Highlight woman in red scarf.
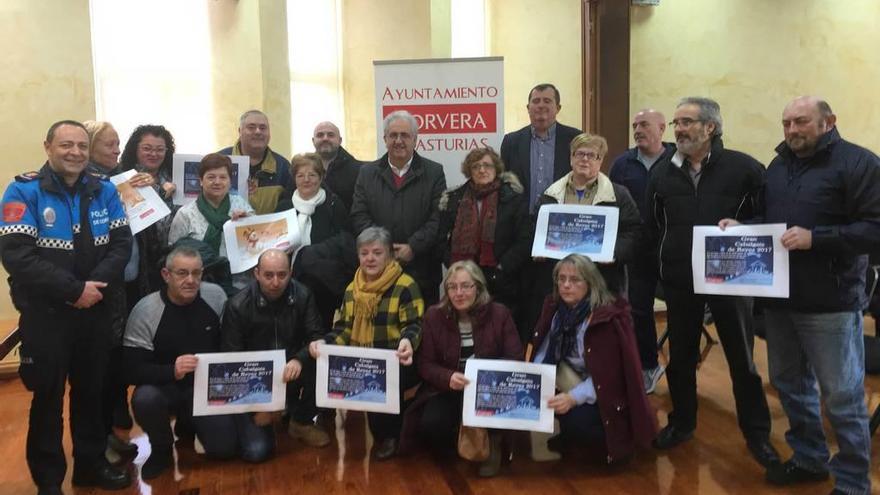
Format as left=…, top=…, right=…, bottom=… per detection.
left=438, top=147, right=531, bottom=321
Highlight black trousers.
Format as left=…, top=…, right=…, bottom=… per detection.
left=102, top=345, right=133, bottom=434
left=288, top=358, right=318, bottom=425
left=18, top=306, right=112, bottom=488
left=130, top=383, right=237, bottom=458
left=418, top=392, right=462, bottom=451
left=366, top=364, right=420, bottom=442
left=628, top=263, right=660, bottom=370
left=663, top=285, right=770, bottom=439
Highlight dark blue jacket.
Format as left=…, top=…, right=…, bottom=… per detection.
left=761, top=127, right=880, bottom=312
left=0, top=164, right=132, bottom=310
left=609, top=143, right=675, bottom=217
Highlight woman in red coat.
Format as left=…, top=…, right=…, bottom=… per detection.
left=400, top=260, right=522, bottom=476
left=530, top=254, right=656, bottom=462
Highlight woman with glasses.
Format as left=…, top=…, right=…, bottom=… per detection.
left=400, top=260, right=522, bottom=477
left=309, top=226, right=424, bottom=461
left=529, top=254, right=655, bottom=462
left=275, top=153, right=355, bottom=328
left=168, top=153, right=253, bottom=260
left=120, top=124, right=177, bottom=207
left=438, top=147, right=531, bottom=315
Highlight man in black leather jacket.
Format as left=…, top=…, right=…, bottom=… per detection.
left=221, top=249, right=329, bottom=460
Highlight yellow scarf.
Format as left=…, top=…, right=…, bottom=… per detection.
left=233, top=141, right=283, bottom=214
left=350, top=261, right=404, bottom=346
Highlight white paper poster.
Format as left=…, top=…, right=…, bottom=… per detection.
left=531, top=204, right=620, bottom=261
left=462, top=359, right=556, bottom=433
left=222, top=210, right=300, bottom=274
left=109, top=170, right=171, bottom=235
left=374, top=57, right=504, bottom=187
left=692, top=223, right=790, bottom=298
left=315, top=344, right=400, bottom=414
left=192, top=350, right=286, bottom=416
left=172, top=153, right=249, bottom=206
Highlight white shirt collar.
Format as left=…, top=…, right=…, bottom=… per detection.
left=387, top=156, right=413, bottom=177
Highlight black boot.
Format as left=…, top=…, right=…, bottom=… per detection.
left=141, top=447, right=174, bottom=480
left=72, top=457, right=132, bottom=490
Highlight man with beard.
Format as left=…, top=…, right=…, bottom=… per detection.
left=220, top=110, right=292, bottom=214
left=500, top=83, right=582, bottom=213
left=609, top=109, right=675, bottom=393
left=312, top=121, right=362, bottom=211
left=721, top=96, right=879, bottom=494
left=645, top=97, right=779, bottom=468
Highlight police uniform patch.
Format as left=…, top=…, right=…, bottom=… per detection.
left=43, top=207, right=56, bottom=226
left=2, top=201, right=27, bottom=222
left=14, top=171, right=39, bottom=182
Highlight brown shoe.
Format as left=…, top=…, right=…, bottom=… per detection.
left=288, top=422, right=331, bottom=447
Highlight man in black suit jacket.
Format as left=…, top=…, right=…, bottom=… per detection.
left=500, top=83, right=582, bottom=213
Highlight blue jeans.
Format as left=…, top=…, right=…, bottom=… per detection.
left=764, top=309, right=870, bottom=494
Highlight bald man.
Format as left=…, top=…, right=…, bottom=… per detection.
left=312, top=121, right=363, bottom=210
left=721, top=96, right=880, bottom=494
left=221, top=249, right=329, bottom=459
left=609, top=109, right=674, bottom=393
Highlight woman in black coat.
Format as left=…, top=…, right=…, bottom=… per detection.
left=437, top=147, right=531, bottom=311
left=277, top=153, right=356, bottom=327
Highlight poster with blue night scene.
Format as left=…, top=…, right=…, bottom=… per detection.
left=474, top=370, right=541, bottom=420
left=327, top=355, right=387, bottom=404
left=704, top=235, right=773, bottom=286
left=544, top=212, right=605, bottom=254
left=207, top=360, right=274, bottom=405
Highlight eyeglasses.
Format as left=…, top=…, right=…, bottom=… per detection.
left=386, top=132, right=413, bottom=142
left=470, top=162, right=495, bottom=171
left=139, top=145, right=167, bottom=155
left=557, top=275, right=585, bottom=285
left=170, top=269, right=203, bottom=279
left=446, top=282, right=476, bottom=293
left=669, top=118, right=702, bottom=128
left=573, top=150, right=602, bottom=161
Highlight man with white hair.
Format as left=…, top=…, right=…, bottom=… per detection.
left=350, top=110, right=447, bottom=303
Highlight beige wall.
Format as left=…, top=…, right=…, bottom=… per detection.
left=208, top=0, right=292, bottom=157
left=340, top=0, right=434, bottom=161
left=0, top=0, right=96, bottom=321
left=487, top=0, right=583, bottom=134
left=630, top=0, right=880, bottom=164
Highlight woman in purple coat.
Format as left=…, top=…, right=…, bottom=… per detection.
left=400, top=260, right=522, bottom=477
left=530, top=254, right=656, bottom=463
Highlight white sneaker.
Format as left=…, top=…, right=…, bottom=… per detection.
left=643, top=365, right=666, bottom=394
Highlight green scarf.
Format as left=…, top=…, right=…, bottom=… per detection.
left=196, top=193, right=230, bottom=254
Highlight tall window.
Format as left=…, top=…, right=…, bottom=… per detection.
left=287, top=0, right=345, bottom=153
left=451, top=0, right=487, bottom=58
left=90, top=0, right=215, bottom=153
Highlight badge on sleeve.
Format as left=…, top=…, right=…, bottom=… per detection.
left=2, top=202, right=27, bottom=223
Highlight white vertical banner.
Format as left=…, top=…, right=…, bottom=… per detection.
left=374, top=57, right=504, bottom=187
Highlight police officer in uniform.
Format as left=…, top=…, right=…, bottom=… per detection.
left=0, top=120, right=133, bottom=494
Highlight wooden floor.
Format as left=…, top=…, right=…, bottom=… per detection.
left=1, top=316, right=879, bottom=495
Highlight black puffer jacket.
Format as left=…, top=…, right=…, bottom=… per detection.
left=220, top=278, right=325, bottom=364
left=646, top=137, right=765, bottom=290
left=762, top=127, right=880, bottom=312
left=437, top=172, right=531, bottom=302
